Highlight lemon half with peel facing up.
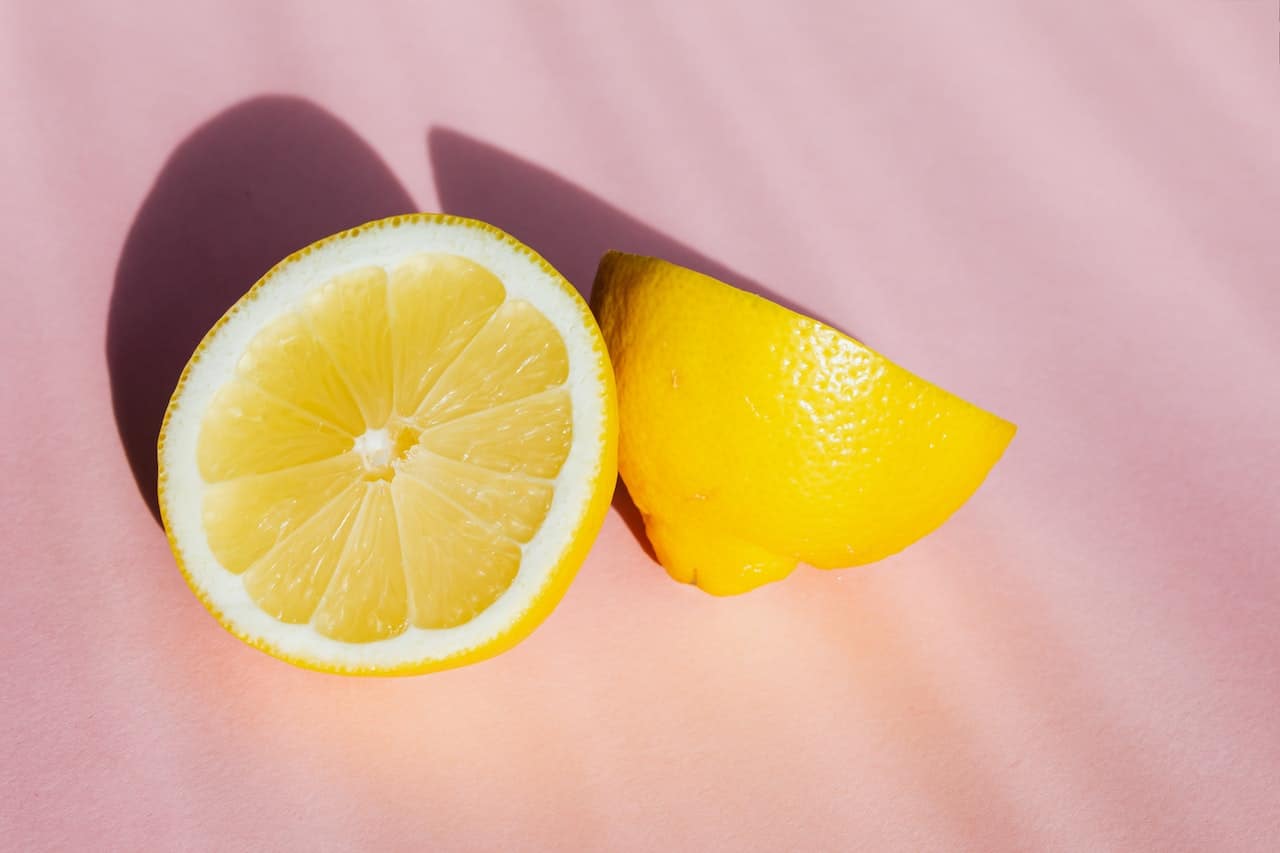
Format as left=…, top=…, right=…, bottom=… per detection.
left=159, top=215, right=616, bottom=674
left=592, top=251, right=1014, bottom=596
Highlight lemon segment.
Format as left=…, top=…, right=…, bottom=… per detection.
left=201, top=452, right=365, bottom=573
left=235, top=312, right=365, bottom=435
left=392, top=473, right=524, bottom=629
left=309, top=482, right=409, bottom=642
left=197, top=380, right=354, bottom=481
left=388, top=254, right=505, bottom=417
left=240, top=482, right=365, bottom=625
left=418, top=390, right=573, bottom=478
left=302, top=266, right=396, bottom=429
left=397, top=450, right=555, bottom=544
left=414, top=300, right=570, bottom=428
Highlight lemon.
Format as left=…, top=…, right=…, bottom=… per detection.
left=592, top=251, right=1014, bottom=596
left=159, top=215, right=617, bottom=674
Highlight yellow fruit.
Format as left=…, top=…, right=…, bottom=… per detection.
left=159, top=215, right=617, bottom=674
left=592, top=251, right=1014, bottom=596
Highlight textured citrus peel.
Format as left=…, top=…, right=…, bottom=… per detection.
left=592, top=250, right=1015, bottom=596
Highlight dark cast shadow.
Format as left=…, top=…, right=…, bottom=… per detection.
left=107, top=96, right=416, bottom=523
left=427, top=127, right=843, bottom=327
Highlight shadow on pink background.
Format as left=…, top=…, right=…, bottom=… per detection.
left=4, top=1, right=1279, bottom=850
left=108, top=98, right=416, bottom=521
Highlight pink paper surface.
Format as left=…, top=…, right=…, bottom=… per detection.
left=2, top=1, right=1278, bottom=850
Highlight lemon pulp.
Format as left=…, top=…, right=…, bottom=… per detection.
left=197, top=253, right=571, bottom=641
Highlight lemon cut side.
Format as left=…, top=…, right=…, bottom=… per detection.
left=160, top=216, right=616, bottom=674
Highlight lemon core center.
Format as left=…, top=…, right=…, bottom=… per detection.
left=353, top=424, right=422, bottom=481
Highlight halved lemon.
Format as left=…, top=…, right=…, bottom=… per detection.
left=159, top=215, right=617, bottom=675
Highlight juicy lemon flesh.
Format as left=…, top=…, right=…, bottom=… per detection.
left=197, top=253, right=572, bottom=641
left=592, top=251, right=1016, bottom=596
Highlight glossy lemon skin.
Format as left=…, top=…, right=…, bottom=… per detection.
left=592, top=251, right=1015, bottom=595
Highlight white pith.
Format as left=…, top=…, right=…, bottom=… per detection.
left=353, top=428, right=394, bottom=469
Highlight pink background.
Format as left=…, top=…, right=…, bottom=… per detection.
left=3, top=1, right=1278, bottom=850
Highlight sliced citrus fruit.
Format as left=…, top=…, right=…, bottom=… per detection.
left=592, top=251, right=1015, bottom=596
left=159, top=215, right=616, bottom=674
